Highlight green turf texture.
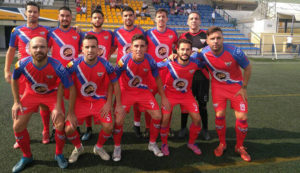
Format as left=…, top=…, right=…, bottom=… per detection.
left=1, top=57, right=300, bottom=172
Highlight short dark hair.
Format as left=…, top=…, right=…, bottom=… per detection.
left=122, top=6, right=134, bottom=15
left=83, top=34, right=98, bottom=45
left=26, top=1, right=40, bottom=12
left=206, top=26, right=223, bottom=37
left=178, top=39, right=192, bottom=48
left=91, top=9, right=104, bottom=18
left=155, top=8, right=168, bottom=17
left=188, top=11, right=201, bottom=19
left=59, top=6, right=72, bottom=14
left=131, top=34, right=148, bottom=45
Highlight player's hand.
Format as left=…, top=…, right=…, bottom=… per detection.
left=168, top=53, right=178, bottom=61
left=100, top=102, right=111, bottom=118
left=161, top=96, right=171, bottom=111
left=115, top=104, right=125, bottom=118
left=235, top=88, right=248, bottom=102
left=4, top=70, right=12, bottom=83
left=11, top=102, right=23, bottom=120
left=51, top=107, right=64, bottom=126
left=66, top=112, right=78, bottom=130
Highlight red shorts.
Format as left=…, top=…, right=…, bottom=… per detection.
left=121, top=89, right=160, bottom=112
left=162, top=92, right=199, bottom=115
left=211, top=84, right=248, bottom=113
left=18, top=91, right=58, bottom=115
left=75, top=98, right=112, bottom=125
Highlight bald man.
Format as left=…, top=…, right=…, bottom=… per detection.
left=11, top=37, right=76, bottom=172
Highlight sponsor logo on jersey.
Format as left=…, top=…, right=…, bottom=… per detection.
left=189, top=69, right=195, bottom=73
left=97, top=72, right=104, bottom=76
left=143, top=68, right=149, bottom=72
left=104, top=36, right=109, bottom=40
left=168, top=35, right=173, bottom=39
left=225, top=61, right=232, bottom=67
left=47, top=75, right=53, bottom=79
left=200, top=39, right=206, bottom=44
left=72, top=36, right=77, bottom=40
left=40, top=31, right=45, bottom=35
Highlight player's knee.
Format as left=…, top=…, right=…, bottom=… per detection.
left=235, top=111, right=247, bottom=120
left=150, top=110, right=161, bottom=120
left=216, top=111, right=225, bottom=117
left=102, top=123, right=113, bottom=133
left=65, top=124, right=75, bottom=135
left=13, top=122, right=26, bottom=133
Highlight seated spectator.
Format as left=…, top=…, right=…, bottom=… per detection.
left=105, top=0, right=110, bottom=5
left=179, top=7, right=184, bottom=15
left=110, top=0, right=116, bottom=9
left=170, top=8, right=175, bottom=15
left=136, top=9, right=141, bottom=17
left=96, top=3, right=102, bottom=10
left=185, top=7, right=191, bottom=16
left=192, top=2, right=197, bottom=10
left=76, top=0, right=80, bottom=6
left=76, top=5, right=81, bottom=14
left=142, top=2, right=148, bottom=12
left=81, top=5, right=87, bottom=14
left=91, top=3, right=96, bottom=11
left=116, top=0, right=122, bottom=9
left=124, top=2, right=128, bottom=7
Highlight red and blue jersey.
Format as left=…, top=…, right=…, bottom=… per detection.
left=145, top=27, right=178, bottom=63
left=115, top=53, right=158, bottom=92
left=192, top=44, right=249, bottom=86
left=48, top=27, right=83, bottom=66
left=13, top=57, right=73, bottom=95
left=66, top=56, right=117, bottom=101
left=85, top=30, right=114, bottom=60
left=113, top=26, right=145, bottom=62
left=9, top=24, right=50, bottom=59
left=157, top=59, right=203, bottom=95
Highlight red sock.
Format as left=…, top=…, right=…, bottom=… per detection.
left=133, top=104, right=141, bottom=126
left=85, top=117, right=92, bottom=128
left=67, top=130, right=82, bottom=148
left=15, top=129, right=32, bottom=157
left=40, top=109, right=50, bottom=133
left=160, top=127, right=169, bottom=144
left=145, top=112, right=151, bottom=129
left=150, top=119, right=161, bottom=143
left=96, top=130, right=111, bottom=148
left=235, top=119, right=248, bottom=148
left=188, top=123, right=201, bottom=144
left=113, top=124, right=123, bottom=146
left=55, top=129, right=65, bottom=155
left=215, top=116, right=226, bottom=145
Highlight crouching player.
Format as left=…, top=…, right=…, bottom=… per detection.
left=65, top=34, right=124, bottom=163
left=113, top=34, right=170, bottom=161
left=158, top=39, right=203, bottom=156
left=11, top=37, right=75, bottom=172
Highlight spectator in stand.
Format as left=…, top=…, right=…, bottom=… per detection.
left=81, top=5, right=87, bottom=17
left=116, top=0, right=122, bottom=9
left=185, top=7, right=191, bottom=16
left=170, top=8, right=175, bottom=15
left=91, top=3, right=96, bottom=12
left=211, top=10, right=215, bottom=25
left=179, top=0, right=184, bottom=6
left=110, top=0, right=116, bottom=9
left=168, top=0, right=174, bottom=8
left=76, top=5, right=81, bottom=14
left=179, top=7, right=184, bottom=15
left=135, top=9, right=141, bottom=17
left=192, top=2, right=197, bottom=10
left=152, top=0, right=159, bottom=5
left=105, top=0, right=110, bottom=5
left=142, top=2, right=148, bottom=12
left=76, top=0, right=80, bottom=6
left=124, top=2, right=129, bottom=7
left=96, top=3, right=102, bottom=10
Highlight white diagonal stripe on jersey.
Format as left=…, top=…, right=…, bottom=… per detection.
left=150, top=30, right=161, bottom=44
left=52, top=31, right=66, bottom=45
left=168, top=62, right=179, bottom=79
left=24, top=67, right=37, bottom=84
left=116, top=30, right=128, bottom=45
left=18, top=30, right=31, bottom=42
left=77, top=65, right=88, bottom=83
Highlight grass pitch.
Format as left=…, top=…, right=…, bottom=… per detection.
left=1, top=57, right=300, bottom=172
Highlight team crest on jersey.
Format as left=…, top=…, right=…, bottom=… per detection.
left=47, top=75, right=53, bottom=79
left=173, top=78, right=188, bottom=92
left=213, top=70, right=230, bottom=82
left=189, top=69, right=195, bottom=74
left=168, top=35, right=173, bottom=39
left=143, top=68, right=149, bottom=72
left=104, top=36, right=109, bottom=40
left=225, top=61, right=232, bottom=67
left=60, top=44, right=75, bottom=60
left=40, top=31, right=45, bottom=35
left=200, top=39, right=206, bottom=44
left=97, top=72, right=104, bottom=77
left=155, top=43, right=169, bottom=59
left=31, top=83, right=49, bottom=94
left=81, top=82, right=97, bottom=97
left=72, top=36, right=77, bottom=40
left=128, top=76, right=142, bottom=87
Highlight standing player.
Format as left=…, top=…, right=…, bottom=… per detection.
left=80, top=9, right=115, bottom=141
left=4, top=1, right=51, bottom=148
left=158, top=39, right=203, bottom=156
left=64, top=35, right=124, bottom=163
left=11, top=37, right=76, bottom=172
left=192, top=26, right=252, bottom=162
left=144, top=8, right=178, bottom=137
left=111, top=6, right=146, bottom=138
left=178, top=12, right=210, bottom=140
left=48, top=6, right=83, bottom=141
left=113, top=34, right=170, bottom=161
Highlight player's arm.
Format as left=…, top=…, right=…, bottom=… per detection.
left=52, top=83, right=66, bottom=125
left=100, top=83, right=113, bottom=118
left=11, top=61, right=23, bottom=120
left=112, top=81, right=125, bottom=116
left=4, top=46, right=16, bottom=83
left=66, top=85, right=77, bottom=129
left=155, top=75, right=170, bottom=111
